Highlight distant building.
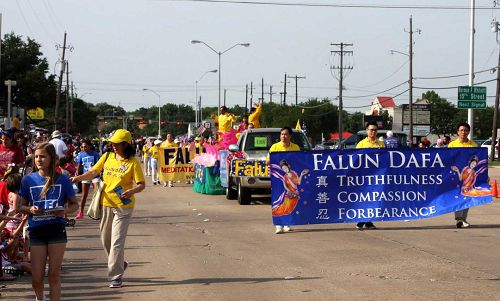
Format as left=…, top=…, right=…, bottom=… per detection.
left=366, top=96, right=396, bottom=117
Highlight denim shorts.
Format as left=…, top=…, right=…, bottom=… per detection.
left=29, top=223, right=67, bottom=246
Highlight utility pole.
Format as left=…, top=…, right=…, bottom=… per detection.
left=283, top=73, right=288, bottom=105
left=331, top=42, right=353, bottom=148
left=468, top=0, right=476, bottom=139
left=491, top=42, right=500, bottom=161
left=405, top=16, right=420, bottom=147
left=287, top=74, right=306, bottom=105
left=55, top=32, right=68, bottom=131
left=250, top=82, right=253, bottom=109
left=260, top=77, right=264, bottom=103
left=224, top=89, right=227, bottom=107
left=65, top=61, right=70, bottom=133
left=245, top=84, right=249, bottom=113
left=70, top=81, right=74, bottom=127
left=268, top=85, right=275, bottom=103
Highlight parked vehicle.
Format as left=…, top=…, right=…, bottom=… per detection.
left=481, top=138, right=498, bottom=159
left=356, top=130, right=408, bottom=148
left=226, top=128, right=311, bottom=205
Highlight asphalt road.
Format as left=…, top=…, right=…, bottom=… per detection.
left=5, top=168, right=500, bottom=301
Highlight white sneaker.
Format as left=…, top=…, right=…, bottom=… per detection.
left=275, top=226, right=284, bottom=234
left=283, top=226, right=292, bottom=232
left=462, top=220, right=470, bottom=228
left=163, top=182, right=168, bottom=187
left=168, top=182, right=174, bottom=187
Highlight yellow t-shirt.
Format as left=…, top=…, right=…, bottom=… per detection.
left=160, top=141, right=178, bottom=148
left=448, top=139, right=477, bottom=148
left=92, top=153, right=145, bottom=208
left=249, top=104, right=262, bottom=128
left=217, top=113, right=237, bottom=133
left=267, top=141, right=300, bottom=161
left=12, top=117, right=20, bottom=130
left=142, top=145, right=149, bottom=159
left=148, top=146, right=160, bottom=159
left=356, top=137, right=385, bottom=148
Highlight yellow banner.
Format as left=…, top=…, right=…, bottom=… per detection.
left=158, top=147, right=204, bottom=182
left=27, top=107, right=44, bottom=120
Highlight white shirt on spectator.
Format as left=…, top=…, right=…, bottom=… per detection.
left=49, top=138, right=68, bottom=159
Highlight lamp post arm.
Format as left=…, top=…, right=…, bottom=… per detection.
left=389, top=49, right=409, bottom=57
left=197, top=41, right=218, bottom=55
left=221, top=43, right=246, bottom=55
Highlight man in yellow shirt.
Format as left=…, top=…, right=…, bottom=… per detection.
left=355, top=121, right=385, bottom=230
left=448, top=122, right=477, bottom=228
left=12, top=114, right=21, bottom=130
left=160, top=133, right=177, bottom=148
left=160, top=133, right=177, bottom=187
left=216, top=106, right=237, bottom=134
left=249, top=103, right=262, bottom=129
left=267, top=126, right=300, bottom=234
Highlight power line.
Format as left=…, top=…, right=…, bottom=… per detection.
left=163, top=0, right=500, bottom=10
left=343, top=81, right=408, bottom=98
left=15, top=0, right=34, bottom=36
left=414, top=78, right=497, bottom=90
left=414, top=67, right=497, bottom=80
left=347, top=60, right=408, bottom=89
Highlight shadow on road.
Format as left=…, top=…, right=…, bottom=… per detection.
left=124, top=276, right=321, bottom=287
left=293, top=223, right=500, bottom=233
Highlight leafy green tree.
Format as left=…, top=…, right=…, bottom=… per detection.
left=420, top=90, right=457, bottom=136
left=345, top=112, right=364, bottom=134
left=1, top=33, right=57, bottom=109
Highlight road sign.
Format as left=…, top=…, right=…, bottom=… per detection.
left=457, top=86, right=486, bottom=109
left=458, top=86, right=486, bottom=101
left=457, top=101, right=486, bottom=109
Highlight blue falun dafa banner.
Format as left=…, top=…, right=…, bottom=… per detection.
left=270, top=147, right=492, bottom=226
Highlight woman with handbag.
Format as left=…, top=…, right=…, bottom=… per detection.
left=71, top=129, right=145, bottom=288
left=19, top=143, right=80, bottom=301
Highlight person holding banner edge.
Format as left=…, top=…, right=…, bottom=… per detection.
left=160, top=133, right=177, bottom=187
left=448, top=122, right=477, bottom=228
left=267, top=126, right=301, bottom=234
left=355, top=121, right=385, bottom=230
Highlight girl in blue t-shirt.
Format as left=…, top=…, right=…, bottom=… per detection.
left=75, top=140, right=100, bottom=219
left=19, top=142, right=79, bottom=301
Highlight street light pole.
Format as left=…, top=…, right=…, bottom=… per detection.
left=191, top=40, right=250, bottom=115
left=490, top=19, right=500, bottom=161
left=143, top=88, right=161, bottom=138
left=195, top=69, right=218, bottom=127
left=4, top=80, right=16, bottom=129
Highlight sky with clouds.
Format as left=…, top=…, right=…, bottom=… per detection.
left=3, top=0, right=500, bottom=114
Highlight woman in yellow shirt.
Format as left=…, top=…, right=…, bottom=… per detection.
left=72, top=129, right=145, bottom=288
left=149, top=140, right=162, bottom=185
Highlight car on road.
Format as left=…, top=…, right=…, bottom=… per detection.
left=356, top=130, right=409, bottom=148
left=226, top=128, right=311, bottom=205
left=481, top=138, right=498, bottom=159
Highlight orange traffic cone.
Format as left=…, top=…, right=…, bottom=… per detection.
left=492, top=179, right=498, bottom=198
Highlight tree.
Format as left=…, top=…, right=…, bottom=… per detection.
left=1, top=33, right=57, bottom=109
left=421, top=90, right=457, bottom=136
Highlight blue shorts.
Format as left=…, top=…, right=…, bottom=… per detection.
left=29, top=223, right=67, bottom=246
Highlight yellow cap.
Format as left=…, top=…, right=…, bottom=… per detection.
left=107, top=129, right=132, bottom=144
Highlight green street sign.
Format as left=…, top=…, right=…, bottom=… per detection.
left=458, top=86, right=486, bottom=101
left=458, top=100, right=486, bottom=109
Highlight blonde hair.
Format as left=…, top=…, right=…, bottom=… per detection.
left=34, top=142, right=58, bottom=198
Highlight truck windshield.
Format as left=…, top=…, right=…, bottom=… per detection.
left=244, top=132, right=311, bottom=151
